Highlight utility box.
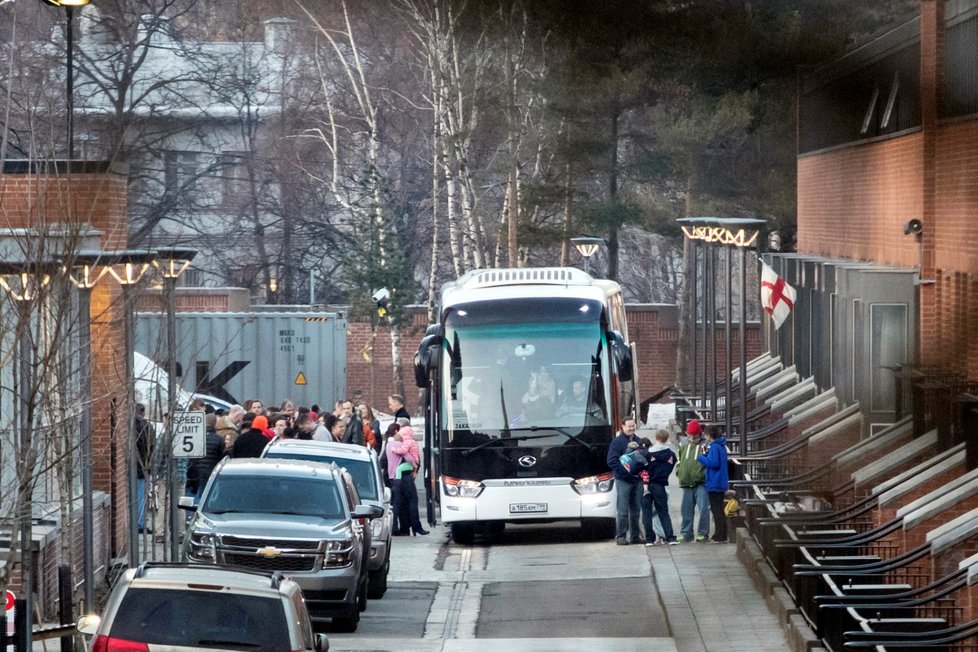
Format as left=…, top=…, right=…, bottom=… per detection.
left=135, top=311, right=347, bottom=408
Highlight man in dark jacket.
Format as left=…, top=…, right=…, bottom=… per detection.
left=607, top=417, right=642, bottom=545
left=134, top=404, right=155, bottom=533
left=340, top=400, right=365, bottom=446
left=232, top=419, right=269, bottom=458
left=644, top=429, right=678, bottom=545
left=187, top=414, right=228, bottom=503
left=388, top=394, right=411, bottom=422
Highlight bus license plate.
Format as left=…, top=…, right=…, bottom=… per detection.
left=509, top=502, right=548, bottom=514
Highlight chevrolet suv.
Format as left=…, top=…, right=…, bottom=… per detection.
left=262, top=439, right=394, bottom=598
left=181, top=458, right=381, bottom=632
left=77, top=562, right=329, bottom=651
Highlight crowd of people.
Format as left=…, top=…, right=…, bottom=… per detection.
left=607, top=417, right=736, bottom=546
left=134, top=393, right=427, bottom=536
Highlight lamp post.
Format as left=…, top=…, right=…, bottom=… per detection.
left=107, top=253, right=154, bottom=566
left=570, top=236, right=605, bottom=276
left=41, top=0, right=89, bottom=160
left=0, top=267, right=52, bottom=652
left=153, top=248, right=196, bottom=561
left=65, top=254, right=111, bottom=612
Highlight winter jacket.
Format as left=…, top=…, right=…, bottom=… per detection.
left=386, top=439, right=417, bottom=480
left=676, top=436, right=707, bottom=487
left=343, top=415, right=365, bottom=446
left=232, top=428, right=269, bottom=459
left=607, top=432, right=640, bottom=483
left=645, top=445, right=676, bottom=485
left=696, top=437, right=729, bottom=493
left=187, top=429, right=228, bottom=493
left=215, top=415, right=239, bottom=447
left=400, top=426, right=421, bottom=465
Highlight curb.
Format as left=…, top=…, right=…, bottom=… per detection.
left=734, top=528, right=823, bottom=652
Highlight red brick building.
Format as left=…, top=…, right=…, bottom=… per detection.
left=0, top=161, right=129, bottom=609
left=770, top=0, right=978, bottom=431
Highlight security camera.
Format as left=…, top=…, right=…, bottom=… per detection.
left=903, top=219, right=923, bottom=236
left=371, top=288, right=390, bottom=304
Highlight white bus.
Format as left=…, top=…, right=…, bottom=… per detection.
left=414, top=267, right=636, bottom=544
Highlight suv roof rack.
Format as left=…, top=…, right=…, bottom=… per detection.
left=133, top=561, right=286, bottom=588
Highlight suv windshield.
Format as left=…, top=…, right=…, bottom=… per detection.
left=109, top=588, right=289, bottom=650
left=264, top=453, right=379, bottom=501
left=203, top=475, right=344, bottom=519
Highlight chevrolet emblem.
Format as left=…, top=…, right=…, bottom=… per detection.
left=256, top=546, right=282, bottom=558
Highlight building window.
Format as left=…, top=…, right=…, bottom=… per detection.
left=164, top=151, right=199, bottom=197
left=870, top=303, right=908, bottom=413
left=219, top=151, right=251, bottom=209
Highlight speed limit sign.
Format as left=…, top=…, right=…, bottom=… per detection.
left=171, top=411, right=206, bottom=458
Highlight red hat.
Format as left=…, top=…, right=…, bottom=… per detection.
left=252, top=415, right=269, bottom=431
left=686, top=419, right=702, bottom=436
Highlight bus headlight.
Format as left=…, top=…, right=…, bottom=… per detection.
left=442, top=476, right=484, bottom=498
left=572, top=472, right=614, bottom=495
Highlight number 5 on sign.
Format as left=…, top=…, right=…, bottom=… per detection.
left=171, top=411, right=206, bottom=458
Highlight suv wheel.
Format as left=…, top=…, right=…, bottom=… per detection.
left=357, top=574, right=368, bottom=612
left=333, top=605, right=359, bottom=633
left=367, top=552, right=390, bottom=599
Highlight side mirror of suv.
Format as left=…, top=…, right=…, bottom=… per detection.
left=315, top=633, right=330, bottom=651
left=178, top=496, right=198, bottom=511
left=353, top=504, right=384, bottom=520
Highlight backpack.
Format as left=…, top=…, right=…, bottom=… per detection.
left=619, top=449, right=648, bottom=475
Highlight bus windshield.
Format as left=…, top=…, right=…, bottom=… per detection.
left=440, top=298, right=612, bottom=445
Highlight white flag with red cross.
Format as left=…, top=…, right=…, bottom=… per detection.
left=761, top=262, right=797, bottom=330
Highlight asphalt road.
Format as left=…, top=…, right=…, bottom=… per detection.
left=329, top=520, right=675, bottom=651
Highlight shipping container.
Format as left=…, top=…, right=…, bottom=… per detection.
left=134, top=311, right=347, bottom=409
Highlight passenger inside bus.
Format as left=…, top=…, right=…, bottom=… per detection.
left=522, top=365, right=556, bottom=420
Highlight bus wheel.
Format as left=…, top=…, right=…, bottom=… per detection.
left=451, top=522, right=475, bottom=545
left=581, top=518, right=615, bottom=540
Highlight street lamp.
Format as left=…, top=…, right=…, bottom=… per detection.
left=106, top=251, right=155, bottom=566
left=0, top=265, right=52, bottom=652
left=153, top=247, right=196, bottom=561
left=41, top=0, right=90, bottom=160
left=64, top=252, right=111, bottom=612
left=570, top=236, right=605, bottom=276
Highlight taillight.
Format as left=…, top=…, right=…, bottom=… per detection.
left=91, top=635, right=150, bottom=652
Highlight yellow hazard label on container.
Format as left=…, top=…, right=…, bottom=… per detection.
left=295, top=372, right=307, bottom=385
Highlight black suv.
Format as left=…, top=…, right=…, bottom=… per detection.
left=182, top=458, right=382, bottom=632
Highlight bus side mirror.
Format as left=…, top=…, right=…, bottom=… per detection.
left=608, top=331, right=633, bottom=382
left=414, top=324, right=444, bottom=388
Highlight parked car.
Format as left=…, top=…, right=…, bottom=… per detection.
left=76, top=562, right=329, bottom=651
left=181, top=458, right=382, bottom=632
left=262, top=439, right=394, bottom=598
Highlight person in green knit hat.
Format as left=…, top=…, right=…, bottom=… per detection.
left=676, top=419, right=709, bottom=542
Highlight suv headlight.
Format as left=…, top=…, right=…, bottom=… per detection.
left=371, top=517, right=384, bottom=539
left=324, top=538, right=354, bottom=567
left=442, top=476, right=484, bottom=498
left=572, top=472, right=614, bottom=495
left=188, top=531, right=216, bottom=561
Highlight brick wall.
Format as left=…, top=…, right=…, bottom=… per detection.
left=796, top=1, right=978, bottom=373
left=796, top=134, right=924, bottom=267
left=0, top=163, right=130, bottom=559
